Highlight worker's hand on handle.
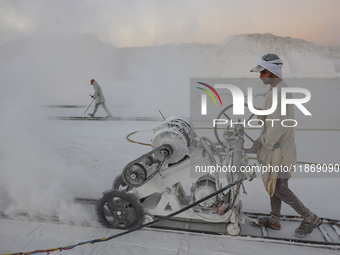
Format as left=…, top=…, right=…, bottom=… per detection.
left=252, top=139, right=262, bottom=151
left=89, top=94, right=94, bottom=98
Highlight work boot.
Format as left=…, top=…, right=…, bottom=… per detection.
left=88, top=113, right=94, bottom=117
left=294, top=214, right=322, bottom=237
left=251, top=217, right=281, bottom=230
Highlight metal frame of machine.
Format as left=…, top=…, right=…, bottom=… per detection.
left=96, top=106, right=255, bottom=235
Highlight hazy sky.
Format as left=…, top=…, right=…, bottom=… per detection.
left=1, top=0, right=340, bottom=47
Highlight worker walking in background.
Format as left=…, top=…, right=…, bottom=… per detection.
left=89, top=79, right=112, bottom=118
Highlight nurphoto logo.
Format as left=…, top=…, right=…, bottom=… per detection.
left=196, top=82, right=312, bottom=128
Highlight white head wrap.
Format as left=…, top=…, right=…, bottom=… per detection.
left=256, top=57, right=283, bottom=79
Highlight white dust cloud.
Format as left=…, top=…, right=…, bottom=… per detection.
left=0, top=93, right=101, bottom=224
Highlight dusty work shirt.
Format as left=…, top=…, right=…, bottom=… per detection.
left=257, top=80, right=297, bottom=196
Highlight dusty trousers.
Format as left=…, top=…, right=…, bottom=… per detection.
left=269, top=171, right=314, bottom=224
left=92, top=102, right=112, bottom=116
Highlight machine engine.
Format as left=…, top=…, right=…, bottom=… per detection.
left=151, top=116, right=196, bottom=164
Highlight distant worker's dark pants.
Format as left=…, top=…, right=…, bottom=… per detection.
left=92, top=103, right=111, bottom=116
left=269, top=172, right=314, bottom=224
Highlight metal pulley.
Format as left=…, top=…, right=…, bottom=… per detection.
left=123, top=163, right=147, bottom=186
left=155, top=144, right=173, bottom=161
left=122, top=144, right=173, bottom=187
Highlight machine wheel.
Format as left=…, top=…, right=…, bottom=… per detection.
left=225, top=222, right=242, bottom=236
left=214, top=103, right=255, bottom=148
left=96, top=190, right=144, bottom=230
left=112, top=174, right=131, bottom=191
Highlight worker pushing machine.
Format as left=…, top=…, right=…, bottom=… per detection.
left=249, top=53, right=321, bottom=237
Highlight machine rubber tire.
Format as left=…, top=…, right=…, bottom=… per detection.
left=96, top=190, right=144, bottom=230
